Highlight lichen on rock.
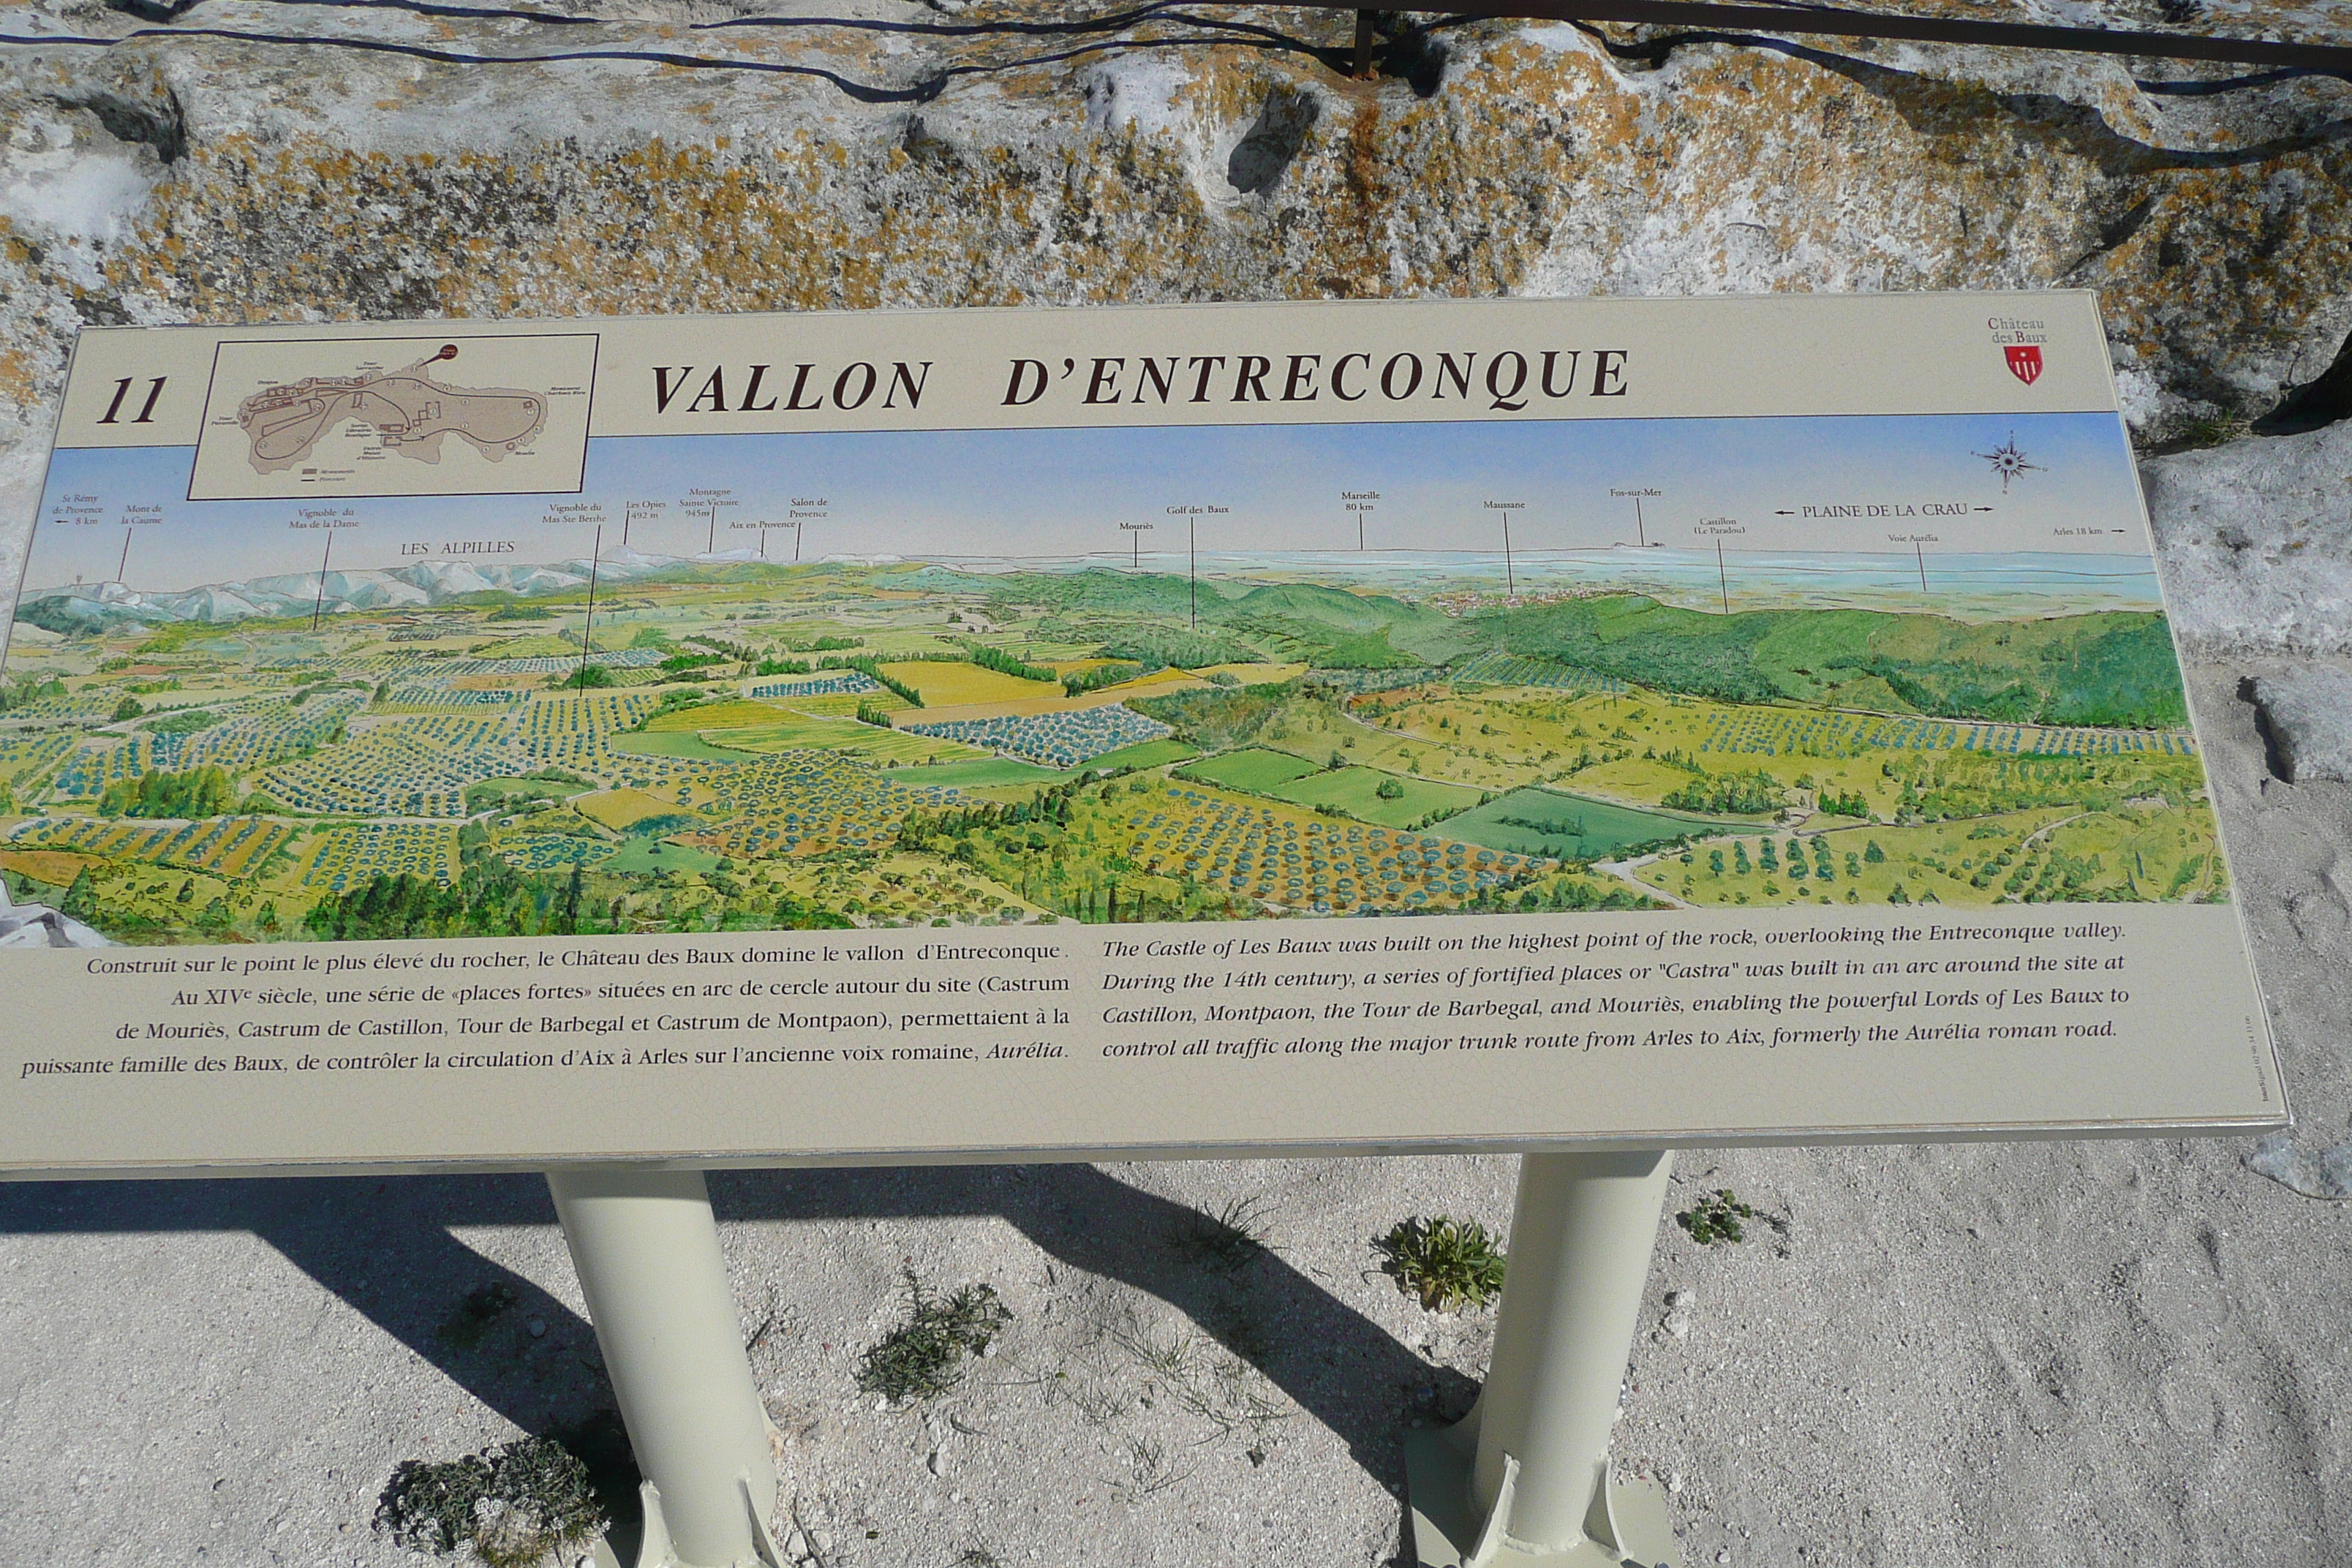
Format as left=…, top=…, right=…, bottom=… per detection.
left=2, top=0, right=2351, bottom=475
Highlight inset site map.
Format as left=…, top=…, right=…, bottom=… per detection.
left=234, top=346, right=549, bottom=474
left=186, top=333, right=594, bottom=502
left=1, top=411, right=2224, bottom=947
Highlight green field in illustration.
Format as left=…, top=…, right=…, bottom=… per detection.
left=0, top=543, right=2221, bottom=943
left=1177, top=748, right=1324, bottom=792
left=1441, top=788, right=1730, bottom=862
left=1083, top=739, right=1198, bottom=772
left=1262, top=767, right=1484, bottom=829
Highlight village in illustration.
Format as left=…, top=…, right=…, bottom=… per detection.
left=0, top=413, right=2223, bottom=943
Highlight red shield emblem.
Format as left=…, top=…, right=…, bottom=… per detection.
left=2005, top=344, right=2043, bottom=385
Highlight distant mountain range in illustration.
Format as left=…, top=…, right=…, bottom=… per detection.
left=19, top=543, right=2165, bottom=636
left=15, top=547, right=834, bottom=630
left=10, top=545, right=2193, bottom=730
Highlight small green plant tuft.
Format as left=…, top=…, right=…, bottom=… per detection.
left=1172, top=1193, right=1275, bottom=1275
left=1113, top=1325, right=1289, bottom=1435
left=375, top=1435, right=606, bottom=1568
left=2174, top=410, right=2253, bottom=451
left=856, top=1270, right=1013, bottom=1402
left=1675, top=1188, right=1785, bottom=1246
left=1375, top=1216, right=1507, bottom=1312
left=435, top=1281, right=519, bottom=1352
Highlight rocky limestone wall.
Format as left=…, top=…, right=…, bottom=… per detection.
left=1, top=0, right=2350, bottom=497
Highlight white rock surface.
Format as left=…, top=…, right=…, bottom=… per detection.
left=0, top=0, right=2348, bottom=458
left=2145, top=424, right=2352, bottom=655
left=0, top=880, right=108, bottom=946
left=2248, top=663, right=2352, bottom=782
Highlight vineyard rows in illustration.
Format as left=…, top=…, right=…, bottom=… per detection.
left=0, top=554, right=2219, bottom=944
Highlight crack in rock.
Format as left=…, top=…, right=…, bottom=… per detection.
left=55, top=83, right=185, bottom=166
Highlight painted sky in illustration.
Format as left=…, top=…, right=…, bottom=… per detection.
left=29, top=412, right=2145, bottom=595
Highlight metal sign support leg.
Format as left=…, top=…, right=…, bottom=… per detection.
left=1404, top=1150, right=1679, bottom=1568
left=547, top=1166, right=785, bottom=1568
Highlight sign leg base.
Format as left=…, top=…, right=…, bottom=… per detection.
left=587, top=1475, right=785, bottom=1568
left=1405, top=1408, right=1677, bottom=1568
left=1404, top=1150, right=1680, bottom=1568
left=548, top=1166, right=785, bottom=1568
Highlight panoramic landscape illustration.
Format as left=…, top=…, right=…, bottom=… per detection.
left=0, top=413, right=2223, bottom=944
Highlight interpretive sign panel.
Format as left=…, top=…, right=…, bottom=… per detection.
left=0, top=294, right=2282, bottom=1175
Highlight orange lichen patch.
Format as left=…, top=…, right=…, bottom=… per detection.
left=0, top=15, right=2332, bottom=456
left=0, top=346, right=36, bottom=407
left=1344, top=86, right=1382, bottom=215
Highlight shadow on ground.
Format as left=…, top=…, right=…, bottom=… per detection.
left=715, top=1164, right=1475, bottom=1483
left=0, top=1172, right=652, bottom=1558
left=1, top=1163, right=1465, bottom=1495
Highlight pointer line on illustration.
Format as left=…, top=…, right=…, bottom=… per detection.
left=579, top=523, right=603, bottom=680
left=311, top=531, right=333, bottom=632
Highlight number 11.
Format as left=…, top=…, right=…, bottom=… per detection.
left=97, top=376, right=167, bottom=425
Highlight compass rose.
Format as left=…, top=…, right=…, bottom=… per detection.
left=1973, top=433, right=2043, bottom=494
